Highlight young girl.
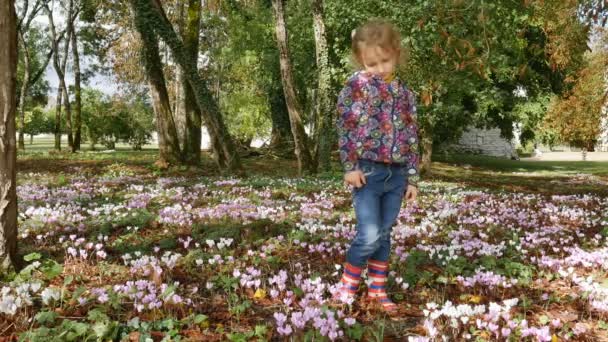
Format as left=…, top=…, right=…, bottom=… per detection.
left=335, top=19, right=420, bottom=313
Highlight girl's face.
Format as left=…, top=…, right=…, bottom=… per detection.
left=358, top=44, right=398, bottom=79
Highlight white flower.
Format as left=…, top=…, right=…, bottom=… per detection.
left=41, top=287, right=60, bottom=305
left=0, top=294, right=18, bottom=315
left=29, top=282, right=41, bottom=293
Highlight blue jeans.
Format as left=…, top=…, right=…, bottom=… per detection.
left=346, top=159, right=408, bottom=267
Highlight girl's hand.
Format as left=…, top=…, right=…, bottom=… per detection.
left=405, top=185, right=418, bottom=202
left=344, top=170, right=366, bottom=188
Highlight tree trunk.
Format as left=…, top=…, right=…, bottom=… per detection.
left=271, top=0, right=314, bottom=175
left=174, top=0, right=186, bottom=150
left=420, top=126, right=433, bottom=175
left=181, top=0, right=202, bottom=165
left=71, top=19, right=82, bottom=151
left=129, top=0, right=182, bottom=165
left=45, top=4, right=68, bottom=151
left=30, top=134, right=34, bottom=145
left=175, top=68, right=185, bottom=148
left=0, top=0, right=19, bottom=272
left=268, top=85, right=293, bottom=149
left=311, top=0, right=332, bottom=172
left=266, top=50, right=293, bottom=151
left=135, top=0, right=241, bottom=172
left=61, top=0, right=74, bottom=150
left=17, top=31, right=29, bottom=150
left=54, top=83, right=63, bottom=150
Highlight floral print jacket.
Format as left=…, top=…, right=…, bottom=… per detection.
left=336, top=71, right=420, bottom=187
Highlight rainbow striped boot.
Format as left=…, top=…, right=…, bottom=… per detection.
left=335, top=263, right=363, bottom=303
left=366, top=259, right=398, bottom=313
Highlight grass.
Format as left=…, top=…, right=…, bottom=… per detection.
left=435, top=153, right=608, bottom=176
left=17, top=135, right=608, bottom=195
left=431, top=153, right=608, bottom=196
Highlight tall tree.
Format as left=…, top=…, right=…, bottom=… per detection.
left=271, top=0, right=314, bottom=175
left=180, top=0, right=203, bottom=165
left=544, top=35, right=608, bottom=150
left=71, top=7, right=82, bottom=151
left=131, top=0, right=242, bottom=172
left=311, top=0, right=332, bottom=172
left=0, top=0, right=19, bottom=272
left=129, top=0, right=182, bottom=165
left=45, top=1, right=75, bottom=151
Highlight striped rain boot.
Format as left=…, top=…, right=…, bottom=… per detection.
left=335, top=263, right=363, bottom=303
left=366, top=259, right=398, bottom=312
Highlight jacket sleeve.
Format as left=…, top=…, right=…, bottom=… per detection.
left=336, top=77, right=367, bottom=172
left=405, top=90, right=420, bottom=187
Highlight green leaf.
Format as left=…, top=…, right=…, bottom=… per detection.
left=127, top=317, right=140, bottom=329
left=34, top=311, right=58, bottom=326
left=92, top=321, right=110, bottom=338
left=24, top=252, right=42, bottom=261
left=194, top=314, right=208, bottom=324
left=254, top=324, right=268, bottom=337
left=41, top=261, right=63, bottom=280
left=63, top=275, right=74, bottom=287
left=346, top=323, right=364, bottom=340
left=87, top=308, right=109, bottom=322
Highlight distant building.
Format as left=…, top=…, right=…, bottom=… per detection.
left=439, top=126, right=518, bottom=158
left=598, top=116, right=608, bottom=152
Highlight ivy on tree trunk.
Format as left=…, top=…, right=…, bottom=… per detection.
left=130, top=0, right=183, bottom=165
left=271, top=0, right=314, bottom=175
left=181, top=0, right=203, bottom=166
left=311, top=0, right=333, bottom=172
left=133, top=0, right=242, bottom=172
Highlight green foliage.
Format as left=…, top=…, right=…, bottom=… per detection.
left=21, top=107, right=54, bottom=136
left=345, top=322, right=365, bottom=340
left=17, top=24, right=51, bottom=107
left=81, top=88, right=154, bottom=150
left=403, top=249, right=431, bottom=285
left=201, top=3, right=276, bottom=144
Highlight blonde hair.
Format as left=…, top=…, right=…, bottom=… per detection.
left=351, top=19, right=406, bottom=68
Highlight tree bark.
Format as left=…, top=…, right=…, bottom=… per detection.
left=266, top=49, right=292, bottom=151
left=71, top=18, right=82, bottom=151
left=61, top=0, right=74, bottom=150
left=53, top=80, right=63, bottom=150
left=45, top=4, right=71, bottom=151
left=174, top=0, right=186, bottom=150
left=0, top=0, right=20, bottom=272
left=271, top=0, right=314, bottom=175
left=268, top=84, right=293, bottom=149
left=311, top=0, right=332, bottom=172
left=17, top=30, right=29, bottom=150
left=135, top=0, right=242, bottom=172
left=181, top=0, right=202, bottom=165
left=129, top=0, right=182, bottom=165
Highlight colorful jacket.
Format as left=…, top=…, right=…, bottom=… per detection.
left=336, top=71, right=420, bottom=187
